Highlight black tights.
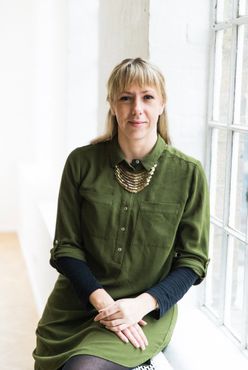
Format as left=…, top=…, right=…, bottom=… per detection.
left=61, top=355, right=132, bottom=370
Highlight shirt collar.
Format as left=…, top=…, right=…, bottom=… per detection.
left=109, top=134, right=167, bottom=171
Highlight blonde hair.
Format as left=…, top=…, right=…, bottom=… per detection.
left=92, top=57, right=171, bottom=144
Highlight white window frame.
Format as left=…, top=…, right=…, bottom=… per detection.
left=203, top=0, right=248, bottom=354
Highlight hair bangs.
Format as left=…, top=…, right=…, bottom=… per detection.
left=108, top=59, right=164, bottom=103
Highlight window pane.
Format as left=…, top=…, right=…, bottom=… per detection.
left=217, top=0, right=233, bottom=22
left=213, top=28, right=233, bottom=123
left=239, top=0, right=248, bottom=15
left=224, top=237, right=246, bottom=340
left=229, top=133, right=248, bottom=234
left=234, top=25, right=248, bottom=125
left=205, top=224, right=224, bottom=318
left=210, top=128, right=228, bottom=219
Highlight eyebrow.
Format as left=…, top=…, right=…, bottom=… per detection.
left=120, top=90, right=155, bottom=94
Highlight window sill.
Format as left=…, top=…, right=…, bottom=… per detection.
left=164, top=300, right=248, bottom=370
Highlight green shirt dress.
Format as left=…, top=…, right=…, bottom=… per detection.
left=33, top=135, right=210, bottom=370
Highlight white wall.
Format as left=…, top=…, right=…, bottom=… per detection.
left=0, top=0, right=34, bottom=231
left=65, top=0, right=99, bottom=152
left=0, top=0, right=99, bottom=233
left=16, top=0, right=100, bottom=313
left=18, top=0, right=69, bottom=312
left=149, top=0, right=211, bottom=164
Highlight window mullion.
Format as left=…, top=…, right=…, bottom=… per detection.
left=229, top=132, right=240, bottom=227
left=241, top=243, right=248, bottom=349
left=233, top=24, right=245, bottom=124
left=223, top=236, right=234, bottom=327
left=209, top=121, right=248, bottom=133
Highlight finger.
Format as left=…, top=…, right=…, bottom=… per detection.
left=105, top=323, right=129, bottom=332
left=135, top=324, right=148, bottom=346
left=94, top=304, right=119, bottom=321
left=129, top=325, right=147, bottom=350
left=98, top=312, right=122, bottom=322
left=138, top=319, right=147, bottom=326
left=122, top=328, right=140, bottom=349
left=100, top=318, right=125, bottom=328
left=114, top=330, right=129, bottom=344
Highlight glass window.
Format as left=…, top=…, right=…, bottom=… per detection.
left=213, top=28, right=233, bottom=123
left=234, top=25, right=248, bottom=126
left=239, top=0, right=248, bottom=15
left=205, top=224, right=225, bottom=318
left=205, top=0, right=248, bottom=352
left=216, top=0, right=233, bottom=22
left=229, top=132, right=248, bottom=235
left=224, top=237, right=246, bottom=340
left=210, top=128, right=228, bottom=219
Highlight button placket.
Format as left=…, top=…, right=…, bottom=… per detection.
left=114, top=195, right=133, bottom=263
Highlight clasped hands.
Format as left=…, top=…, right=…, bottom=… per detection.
left=94, top=296, right=154, bottom=351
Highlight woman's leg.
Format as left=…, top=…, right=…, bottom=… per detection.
left=61, top=354, right=132, bottom=370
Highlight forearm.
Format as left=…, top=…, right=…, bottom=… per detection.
left=135, top=292, right=158, bottom=317
left=55, top=257, right=103, bottom=309
left=147, top=267, right=198, bottom=318
left=89, top=288, right=114, bottom=311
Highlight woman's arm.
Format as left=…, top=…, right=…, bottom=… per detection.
left=146, top=267, right=198, bottom=318
left=55, top=256, right=148, bottom=350
left=94, top=267, right=197, bottom=331
left=56, top=256, right=103, bottom=309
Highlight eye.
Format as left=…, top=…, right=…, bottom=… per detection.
left=119, top=95, right=131, bottom=101
left=144, top=94, right=154, bottom=100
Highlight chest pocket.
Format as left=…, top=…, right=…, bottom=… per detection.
left=134, top=201, right=180, bottom=247
left=80, top=191, right=113, bottom=239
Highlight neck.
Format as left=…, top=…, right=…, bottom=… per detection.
left=118, top=134, right=157, bottom=163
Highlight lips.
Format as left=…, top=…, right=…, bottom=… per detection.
left=128, top=120, right=145, bottom=125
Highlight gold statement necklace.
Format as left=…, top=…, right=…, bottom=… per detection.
left=114, top=162, right=157, bottom=193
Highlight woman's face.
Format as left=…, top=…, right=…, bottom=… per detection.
left=111, top=84, right=164, bottom=146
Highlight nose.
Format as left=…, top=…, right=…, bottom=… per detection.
left=132, top=97, right=143, bottom=115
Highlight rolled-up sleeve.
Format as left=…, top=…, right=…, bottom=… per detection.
left=50, top=149, right=86, bottom=269
left=172, top=161, right=210, bottom=284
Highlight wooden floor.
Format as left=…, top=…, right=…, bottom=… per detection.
left=0, top=233, right=38, bottom=370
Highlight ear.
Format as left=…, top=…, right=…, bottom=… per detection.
left=110, top=103, right=116, bottom=115
left=159, top=103, right=165, bottom=115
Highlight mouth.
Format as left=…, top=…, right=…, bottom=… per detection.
left=128, top=120, right=145, bottom=126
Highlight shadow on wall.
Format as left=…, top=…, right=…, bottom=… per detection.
left=97, top=0, right=149, bottom=133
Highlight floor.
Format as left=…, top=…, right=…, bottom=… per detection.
left=0, top=233, right=38, bottom=370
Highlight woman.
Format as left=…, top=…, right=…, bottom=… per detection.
left=33, top=58, right=210, bottom=370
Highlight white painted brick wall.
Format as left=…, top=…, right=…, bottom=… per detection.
left=149, top=0, right=211, bottom=164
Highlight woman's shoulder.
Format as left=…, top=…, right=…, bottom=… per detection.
left=67, top=141, right=109, bottom=162
left=163, top=144, right=203, bottom=169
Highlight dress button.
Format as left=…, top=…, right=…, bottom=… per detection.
left=135, top=159, right=140, bottom=164
left=117, top=248, right=122, bottom=252
left=120, top=227, right=125, bottom=231
left=123, top=206, right=128, bottom=211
